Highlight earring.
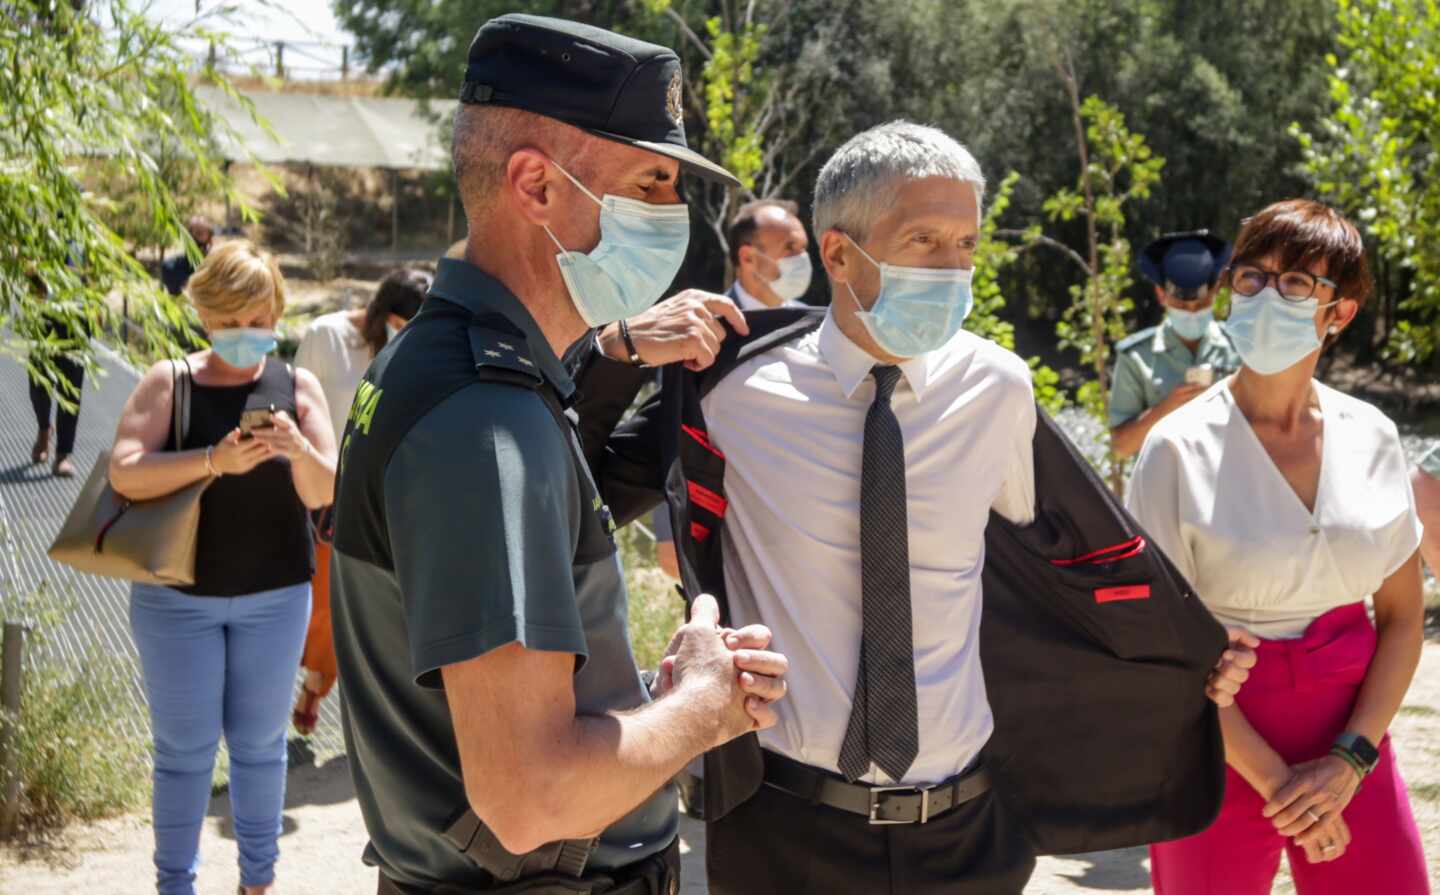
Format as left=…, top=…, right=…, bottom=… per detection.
left=1327, top=325, right=1340, bottom=335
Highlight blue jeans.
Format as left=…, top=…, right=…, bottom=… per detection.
left=130, top=582, right=311, bottom=895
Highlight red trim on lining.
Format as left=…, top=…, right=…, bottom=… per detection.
left=682, top=424, right=726, bottom=460
left=1051, top=536, right=1146, bottom=567
left=1095, top=585, right=1151, bottom=604
left=687, top=480, right=728, bottom=518
left=690, top=522, right=712, bottom=542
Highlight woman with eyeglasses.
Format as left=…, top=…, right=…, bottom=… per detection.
left=1127, top=199, right=1428, bottom=894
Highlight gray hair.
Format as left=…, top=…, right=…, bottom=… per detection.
left=812, top=121, right=986, bottom=241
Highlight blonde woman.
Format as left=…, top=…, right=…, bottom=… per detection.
left=109, top=241, right=337, bottom=895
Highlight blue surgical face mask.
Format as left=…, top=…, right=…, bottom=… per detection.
left=1166, top=305, right=1213, bottom=341
left=211, top=327, right=277, bottom=368
left=843, top=235, right=974, bottom=358
left=543, top=160, right=691, bottom=327
left=765, top=251, right=813, bottom=303
left=1225, top=287, right=1338, bottom=375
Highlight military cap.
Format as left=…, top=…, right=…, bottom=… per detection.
left=461, top=14, right=740, bottom=188
left=1139, top=230, right=1232, bottom=300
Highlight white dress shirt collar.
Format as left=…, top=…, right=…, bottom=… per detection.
left=732, top=278, right=803, bottom=313
left=816, top=308, right=931, bottom=401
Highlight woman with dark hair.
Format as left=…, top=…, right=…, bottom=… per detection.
left=1128, top=199, right=1428, bottom=894
left=290, top=267, right=430, bottom=733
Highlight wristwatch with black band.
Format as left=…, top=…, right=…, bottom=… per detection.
left=1331, top=732, right=1380, bottom=778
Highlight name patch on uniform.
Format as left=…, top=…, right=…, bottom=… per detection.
left=1095, top=585, right=1151, bottom=604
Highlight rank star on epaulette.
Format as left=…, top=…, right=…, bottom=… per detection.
left=468, top=325, right=543, bottom=383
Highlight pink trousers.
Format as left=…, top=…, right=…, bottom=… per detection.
left=1150, top=603, right=1429, bottom=894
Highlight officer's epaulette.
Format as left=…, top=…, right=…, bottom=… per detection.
left=1115, top=326, right=1157, bottom=353
left=468, top=324, right=543, bottom=384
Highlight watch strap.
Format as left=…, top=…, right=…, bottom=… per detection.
left=618, top=318, right=645, bottom=366
left=1332, top=732, right=1379, bottom=775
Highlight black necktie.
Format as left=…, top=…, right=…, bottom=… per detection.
left=838, top=364, right=919, bottom=783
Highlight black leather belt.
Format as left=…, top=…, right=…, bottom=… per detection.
left=762, top=750, right=991, bottom=825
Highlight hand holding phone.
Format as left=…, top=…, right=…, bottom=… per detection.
left=239, top=405, right=277, bottom=438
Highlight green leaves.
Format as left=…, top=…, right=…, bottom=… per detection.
left=2, top=0, right=252, bottom=388
left=1297, top=0, right=1440, bottom=361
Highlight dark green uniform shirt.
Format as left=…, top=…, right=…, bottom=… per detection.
left=1107, top=318, right=1241, bottom=428
left=329, top=259, right=677, bottom=889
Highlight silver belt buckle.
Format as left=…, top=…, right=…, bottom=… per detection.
left=868, top=783, right=932, bottom=825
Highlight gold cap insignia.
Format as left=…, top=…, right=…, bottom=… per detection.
left=666, top=71, right=684, bottom=128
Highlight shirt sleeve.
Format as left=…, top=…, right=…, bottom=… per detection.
left=1107, top=351, right=1148, bottom=429
left=384, top=384, right=588, bottom=689
left=992, top=380, right=1037, bottom=526
left=1381, top=433, right=1424, bottom=580
left=293, top=323, right=324, bottom=381
left=1126, top=432, right=1199, bottom=587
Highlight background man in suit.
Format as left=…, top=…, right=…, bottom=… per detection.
left=726, top=198, right=812, bottom=309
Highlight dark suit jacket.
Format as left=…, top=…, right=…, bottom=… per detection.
left=572, top=307, right=1229, bottom=855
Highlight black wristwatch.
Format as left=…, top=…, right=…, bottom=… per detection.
left=1332, top=732, right=1380, bottom=777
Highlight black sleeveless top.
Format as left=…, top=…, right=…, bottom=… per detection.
left=166, top=358, right=314, bottom=596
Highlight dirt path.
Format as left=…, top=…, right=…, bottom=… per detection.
left=6, top=645, right=1440, bottom=894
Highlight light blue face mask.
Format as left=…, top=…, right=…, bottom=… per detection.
left=843, top=235, right=974, bottom=358
left=543, top=160, right=691, bottom=327
left=1166, top=306, right=1214, bottom=341
left=765, top=251, right=813, bottom=303
left=1225, top=287, right=1338, bottom=375
left=211, top=327, right=277, bottom=369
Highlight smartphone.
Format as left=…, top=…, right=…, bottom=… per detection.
left=239, top=405, right=276, bottom=437
left=1184, top=364, right=1214, bottom=387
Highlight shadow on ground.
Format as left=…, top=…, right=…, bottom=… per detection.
left=207, top=739, right=355, bottom=842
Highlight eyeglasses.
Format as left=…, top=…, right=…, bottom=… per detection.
left=1227, top=264, right=1338, bottom=302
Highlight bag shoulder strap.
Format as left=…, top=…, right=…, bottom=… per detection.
left=171, top=358, right=192, bottom=450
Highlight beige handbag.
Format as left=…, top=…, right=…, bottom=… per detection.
left=48, top=359, right=213, bottom=585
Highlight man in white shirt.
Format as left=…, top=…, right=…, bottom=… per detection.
left=583, top=121, right=1254, bottom=894
left=594, top=121, right=1034, bottom=894
left=725, top=198, right=812, bottom=309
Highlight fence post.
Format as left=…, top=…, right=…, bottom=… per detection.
left=0, top=621, right=27, bottom=840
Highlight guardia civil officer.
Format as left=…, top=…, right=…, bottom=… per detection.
left=328, top=16, right=789, bottom=895
left=1109, top=230, right=1242, bottom=458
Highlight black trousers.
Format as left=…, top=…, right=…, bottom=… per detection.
left=29, top=354, right=84, bottom=456
left=707, top=778, right=1035, bottom=895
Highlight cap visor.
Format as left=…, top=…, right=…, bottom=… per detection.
left=586, top=128, right=741, bottom=189
left=633, top=140, right=742, bottom=189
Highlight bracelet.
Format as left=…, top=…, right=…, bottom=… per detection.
left=618, top=318, right=645, bottom=366
left=204, top=445, right=220, bottom=477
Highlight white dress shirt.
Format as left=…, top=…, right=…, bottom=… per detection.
left=702, top=310, right=1036, bottom=785
left=294, top=311, right=372, bottom=443
left=1127, top=380, right=1423, bottom=640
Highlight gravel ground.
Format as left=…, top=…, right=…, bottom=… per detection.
left=4, top=644, right=1438, bottom=895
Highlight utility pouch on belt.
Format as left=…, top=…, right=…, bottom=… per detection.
left=444, top=809, right=597, bottom=882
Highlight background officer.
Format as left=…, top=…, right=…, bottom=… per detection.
left=1109, top=230, right=1241, bottom=458
left=328, top=15, right=788, bottom=895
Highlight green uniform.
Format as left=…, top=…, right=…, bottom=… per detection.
left=1108, top=318, right=1241, bottom=428
left=329, top=259, right=677, bottom=889
left=1420, top=443, right=1440, bottom=479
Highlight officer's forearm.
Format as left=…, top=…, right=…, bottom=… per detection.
left=1110, top=407, right=1165, bottom=459
left=473, top=690, right=720, bottom=855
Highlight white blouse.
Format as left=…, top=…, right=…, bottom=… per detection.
left=294, top=311, right=373, bottom=444
left=1127, top=380, right=1422, bottom=640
